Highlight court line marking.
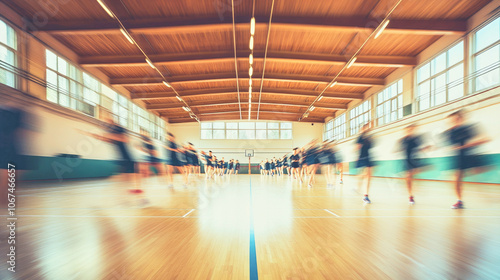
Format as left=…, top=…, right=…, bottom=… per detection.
left=323, top=209, right=340, bottom=217
left=249, top=176, right=259, bottom=280
left=2, top=215, right=499, bottom=219
left=183, top=209, right=195, bottom=218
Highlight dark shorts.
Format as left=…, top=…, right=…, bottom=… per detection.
left=116, top=160, right=135, bottom=174
left=356, top=157, right=374, bottom=168
left=454, top=154, right=489, bottom=171
left=291, top=162, right=299, bottom=168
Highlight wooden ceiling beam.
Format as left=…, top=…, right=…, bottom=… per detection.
left=111, top=73, right=384, bottom=87
left=147, top=99, right=347, bottom=110
left=80, top=51, right=416, bottom=68
left=36, top=16, right=466, bottom=36
left=131, top=88, right=364, bottom=100
left=166, top=113, right=325, bottom=123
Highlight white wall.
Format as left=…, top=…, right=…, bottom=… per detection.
left=168, top=122, right=323, bottom=162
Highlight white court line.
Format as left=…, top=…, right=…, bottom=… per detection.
left=323, top=209, right=340, bottom=217
left=0, top=214, right=186, bottom=218
left=295, top=215, right=500, bottom=218
left=183, top=209, right=195, bottom=218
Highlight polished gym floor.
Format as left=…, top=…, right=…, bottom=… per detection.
left=1, top=173, right=499, bottom=280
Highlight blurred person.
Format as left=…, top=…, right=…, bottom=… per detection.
left=290, top=148, right=302, bottom=181
left=283, top=154, right=291, bottom=176
left=228, top=159, right=234, bottom=175
left=319, top=141, right=339, bottom=189
left=276, top=157, right=283, bottom=176
left=201, top=150, right=214, bottom=179
left=444, top=110, right=491, bottom=209
left=398, top=124, right=430, bottom=205
left=234, top=160, right=240, bottom=174
left=164, top=132, right=187, bottom=187
left=137, top=129, right=165, bottom=183
left=265, top=159, right=270, bottom=175
left=0, top=104, right=32, bottom=207
left=260, top=160, right=265, bottom=175
left=83, top=112, right=138, bottom=192
left=270, top=158, right=276, bottom=176
left=304, top=139, right=321, bottom=188
left=356, top=123, right=375, bottom=204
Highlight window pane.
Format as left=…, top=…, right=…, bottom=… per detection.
left=418, top=62, right=430, bottom=82
left=213, top=129, right=225, bottom=139
left=268, top=130, right=279, bottom=139
left=46, top=49, right=57, bottom=70
left=268, top=122, right=279, bottom=129
left=239, top=122, right=255, bottom=129
left=475, top=45, right=499, bottom=73
left=448, top=84, right=464, bottom=101
left=432, top=53, right=446, bottom=75
left=201, top=122, right=212, bottom=129
left=256, top=130, right=266, bottom=139
left=397, top=79, right=403, bottom=94
left=201, top=129, right=212, bottom=139
left=239, top=130, right=255, bottom=139
left=213, top=122, right=225, bottom=129
left=280, top=122, right=292, bottom=129
left=448, top=63, right=464, bottom=84
left=0, top=21, right=7, bottom=46
left=255, top=122, right=266, bottom=129
left=226, top=130, right=238, bottom=139
left=46, top=69, right=57, bottom=88
left=58, top=76, right=69, bottom=94
left=448, top=41, right=464, bottom=66
left=57, top=57, right=68, bottom=76
left=475, top=18, right=500, bottom=53
left=226, top=122, right=238, bottom=129
left=281, top=130, right=292, bottom=139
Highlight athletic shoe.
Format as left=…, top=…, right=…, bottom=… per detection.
left=363, top=195, right=371, bottom=204
left=409, top=196, right=415, bottom=205
left=339, top=180, right=343, bottom=184
left=451, top=201, right=464, bottom=209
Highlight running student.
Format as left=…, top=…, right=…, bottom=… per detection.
left=356, top=123, right=375, bottom=204
left=137, top=130, right=165, bottom=182
left=228, top=159, right=234, bottom=175
left=398, top=124, right=430, bottom=205
left=234, top=160, right=240, bottom=174
left=444, top=110, right=491, bottom=209
left=85, top=113, right=138, bottom=191
left=164, top=132, right=187, bottom=187
left=290, top=148, right=301, bottom=180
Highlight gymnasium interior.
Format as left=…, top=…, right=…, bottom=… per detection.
left=0, top=0, right=499, bottom=279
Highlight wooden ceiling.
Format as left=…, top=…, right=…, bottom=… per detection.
left=3, top=0, right=491, bottom=123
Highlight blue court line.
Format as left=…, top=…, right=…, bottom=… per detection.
left=249, top=176, right=259, bottom=280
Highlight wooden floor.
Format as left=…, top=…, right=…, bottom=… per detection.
left=1, top=174, right=500, bottom=280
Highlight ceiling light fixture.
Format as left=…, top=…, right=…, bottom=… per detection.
left=250, top=17, right=256, bottom=35
left=330, top=81, right=338, bottom=88
left=176, top=95, right=183, bottom=102
left=346, top=57, right=357, bottom=69
left=182, top=107, right=190, bottom=112
left=162, top=81, right=171, bottom=88
left=97, top=0, right=114, bottom=18
left=318, top=96, right=323, bottom=101
left=249, top=36, right=254, bottom=50
left=249, top=53, right=254, bottom=65
left=120, top=28, right=134, bottom=44
left=249, top=79, right=252, bottom=86
left=249, top=66, right=253, bottom=77
left=374, top=20, right=390, bottom=39
left=146, top=58, right=155, bottom=69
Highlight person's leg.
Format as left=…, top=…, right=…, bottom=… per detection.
left=406, top=169, right=413, bottom=197
left=365, top=167, right=372, bottom=196
left=453, top=170, right=464, bottom=208
left=0, top=169, right=7, bottom=208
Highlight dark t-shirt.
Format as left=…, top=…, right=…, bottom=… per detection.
left=107, top=124, right=132, bottom=162
left=447, top=125, right=477, bottom=156
left=356, top=132, right=372, bottom=159
left=400, top=135, right=422, bottom=160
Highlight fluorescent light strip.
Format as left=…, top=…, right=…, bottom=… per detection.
left=374, top=20, right=390, bottom=39
left=249, top=66, right=253, bottom=77
left=162, top=81, right=171, bottom=88
left=249, top=36, right=254, bottom=50
left=176, top=96, right=183, bottom=102
left=249, top=53, right=254, bottom=65
left=318, top=96, right=323, bottom=101
left=250, top=17, right=256, bottom=35
left=97, top=0, right=114, bottom=18
left=249, top=79, right=252, bottom=86
left=146, top=58, right=155, bottom=69
left=119, top=28, right=134, bottom=44
left=330, top=81, right=337, bottom=88
left=346, top=57, right=357, bottom=69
